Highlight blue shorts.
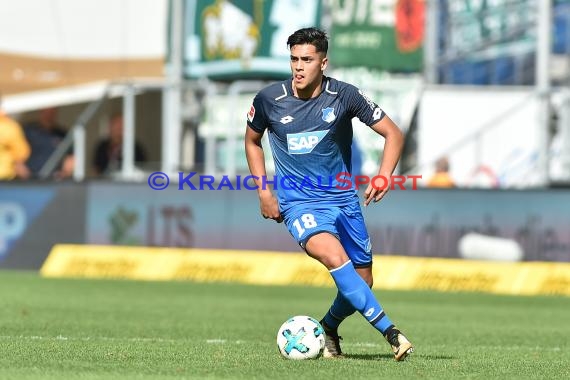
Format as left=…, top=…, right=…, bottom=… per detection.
left=283, top=201, right=373, bottom=268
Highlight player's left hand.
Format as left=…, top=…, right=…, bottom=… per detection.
left=363, top=182, right=389, bottom=206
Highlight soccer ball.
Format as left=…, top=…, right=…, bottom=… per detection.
left=276, top=316, right=325, bottom=360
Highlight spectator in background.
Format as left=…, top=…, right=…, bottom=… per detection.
left=93, top=114, right=147, bottom=176
left=23, top=107, right=74, bottom=179
left=427, top=156, right=456, bottom=188
left=0, top=94, right=31, bottom=180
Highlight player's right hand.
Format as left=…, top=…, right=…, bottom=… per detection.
left=363, top=181, right=389, bottom=206
left=259, top=191, right=283, bottom=223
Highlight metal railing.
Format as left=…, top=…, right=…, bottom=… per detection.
left=38, top=84, right=112, bottom=180
left=38, top=79, right=182, bottom=182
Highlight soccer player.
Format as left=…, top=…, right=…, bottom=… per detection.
left=244, top=27, right=414, bottom=361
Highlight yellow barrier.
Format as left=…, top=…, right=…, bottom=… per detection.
left=40, top=244, right=570, bottom=296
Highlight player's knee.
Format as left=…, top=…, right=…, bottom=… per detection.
left=306, top=251, right=339, bottom=270
left=318, top=254, right=348, bottom=270
left=305, top=237, right=349, bottom=270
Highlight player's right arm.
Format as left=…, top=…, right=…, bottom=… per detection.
left=244, top=125, right=283, bottom=223
left=245, top=91, right=283, bottom=222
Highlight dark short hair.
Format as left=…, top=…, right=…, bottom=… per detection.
left=287, top=27, right=329, bottom=54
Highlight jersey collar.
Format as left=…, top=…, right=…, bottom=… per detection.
left=287, top=75, right=329, bottom=99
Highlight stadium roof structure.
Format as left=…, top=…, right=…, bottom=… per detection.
left=0, top=0, right=167, bottom=113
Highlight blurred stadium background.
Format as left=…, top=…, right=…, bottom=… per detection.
left=0, top=0, right=570, bottom=314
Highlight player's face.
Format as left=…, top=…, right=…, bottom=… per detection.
left=290, top=44, right=327, bottom=98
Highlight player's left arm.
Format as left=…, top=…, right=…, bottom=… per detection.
left=364, top=115, right=404, bottom=206
left=342, top=83, right=405, bottom=205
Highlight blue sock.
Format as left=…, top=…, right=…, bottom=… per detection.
left=323, top=292, right=356, bottom=330
left=329, top=260, right=394, bottom=335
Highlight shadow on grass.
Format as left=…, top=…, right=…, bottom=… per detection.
left=344, top=353, right=455, bottom=361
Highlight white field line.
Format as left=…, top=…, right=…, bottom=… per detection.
left=0, top=335, right=248, bottom=345
left=0, top=335, right=179, bottom=343
left=0, top=336, right=563, bottom=351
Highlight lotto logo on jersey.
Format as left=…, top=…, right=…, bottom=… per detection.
left=287, top=130, right=329, bottom=154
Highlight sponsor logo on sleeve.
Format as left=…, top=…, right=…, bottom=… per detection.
left=247, top=105, right=256, bottom=122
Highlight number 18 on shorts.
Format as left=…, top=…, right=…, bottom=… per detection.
left=284, top=204, right=373, bottom=268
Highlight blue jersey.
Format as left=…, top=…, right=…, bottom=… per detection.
left=247, top=76, right=385, bottom=214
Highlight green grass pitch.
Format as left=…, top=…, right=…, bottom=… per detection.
left=0, top=270, right=569, bottom=379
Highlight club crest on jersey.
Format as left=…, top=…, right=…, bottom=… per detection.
left=321, top=107, right=336, bottom=123
left=287, top=130, right=329, bottom=154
